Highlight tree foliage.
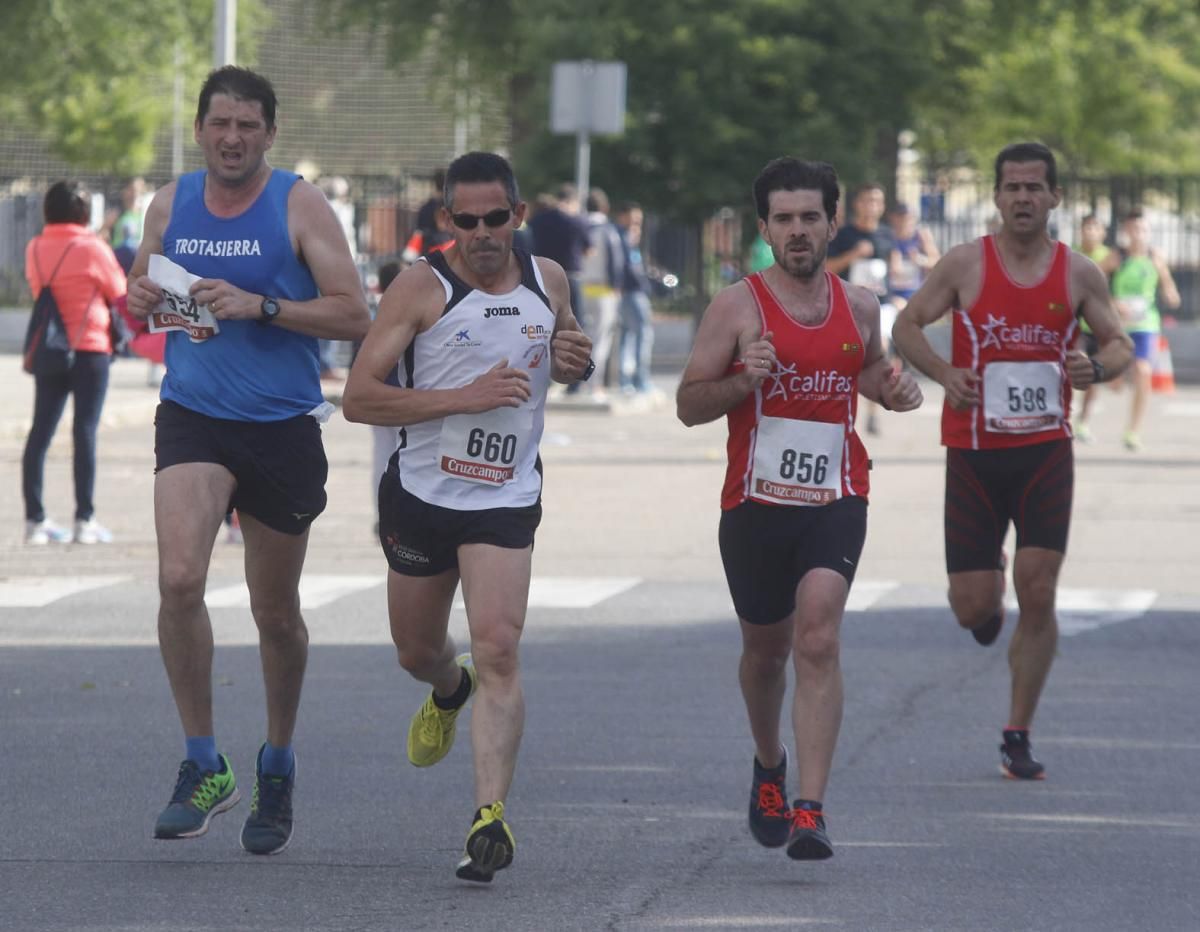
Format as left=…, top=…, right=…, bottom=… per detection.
left=0, top=0, right=263, bottom=175
left=321, top=0, right=933, bottom=220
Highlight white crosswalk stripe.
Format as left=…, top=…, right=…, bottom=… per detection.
left=0, top=575, right=1177, bottom=646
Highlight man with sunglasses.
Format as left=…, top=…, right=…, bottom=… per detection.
left=343, top=151, right=593, bottom=883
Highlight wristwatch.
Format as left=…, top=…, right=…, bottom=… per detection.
left=1089, top=356, right=1105, bottom=384
left=580, top=357, right=596, bottom=382
left=259, top=296, right=281, bottom=325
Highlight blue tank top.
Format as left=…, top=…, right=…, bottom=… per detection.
left=161, top=169, right=322, bottom=421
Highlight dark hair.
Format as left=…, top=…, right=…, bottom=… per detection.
left=443, top=151, right=520, bottom=211
left=616, top=201, right=642, bottom=216
left=196, top=66, right=278, bottom=128
left=851, top=182, right=885, bottom=200
left=44, top=180, right=90, bottom=225
left=753, top=158, right=839, bottom=222
left=1122, top=208, right=1145, bottom=224
left=993, top=142, right=1057, bottom=191
left=1081, top=213, right=1102, bottom=224
left=585, top=188, right=610, bottom=214
left=554, top=183, right=578, bottom=204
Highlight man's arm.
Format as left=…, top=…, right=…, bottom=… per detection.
left=125, top=183, right=175, bottom=319
left=848, top=285, right=923, bottom=412
left=1070, top=256, right=1134, bottom=388
left=536, top=257, right=592, bottom=383
left=825, top=236, right=872, bottom=277
left=1152, top=249, right=1182, bottom=309
left=892, top=243, right=984, bottom=410
left=676, top=284, right=773, bottom=427
left=342, top=263, right=532, bottom=427
left=185, top=180, right=370, bottom=340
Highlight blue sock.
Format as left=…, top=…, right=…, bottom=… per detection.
left=260, top=742, right=294, bottom=777
left=185, top=736, right=220, bottom=773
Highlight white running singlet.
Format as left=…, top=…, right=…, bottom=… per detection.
left=394, top=249, right=555, bottom=510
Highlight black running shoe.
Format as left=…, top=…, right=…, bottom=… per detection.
left=748, top=749, right=790, bottom=848
left=786, top=803, right=833, bottom=860
left=972, top=611, right=1004, bottom=646
left=240, top=745, right=296, bottom=855
left=1000, top=730, right=1045, bottom=781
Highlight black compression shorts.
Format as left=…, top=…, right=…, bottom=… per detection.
left=719, top=496, right=867, bottom=626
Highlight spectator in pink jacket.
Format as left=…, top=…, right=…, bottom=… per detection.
left=23, top=180, right=126, bottom=545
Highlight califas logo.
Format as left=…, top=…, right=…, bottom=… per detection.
left=980, top=313, right=1062, bottom=351
left=764, top=362, right=854, bottom=401
left=484, top=306, right=521, bottom=318
left=174, top=238, right=262, bottom=257
left=521, top=323, right=550, bottom=340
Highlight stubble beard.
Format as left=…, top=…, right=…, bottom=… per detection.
left=775, top=241, right=827, bottom=281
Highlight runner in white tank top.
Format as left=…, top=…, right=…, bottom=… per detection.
left=342, top=152, right=593, bottom=884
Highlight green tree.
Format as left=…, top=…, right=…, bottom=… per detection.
left=915, top=0, right=1200, bottom=175
left=0, top=0, right=264, bottom=175
left=321, top=0, right=934, bottom=220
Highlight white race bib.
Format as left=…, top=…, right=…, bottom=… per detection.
left=983, top=361, right=1063, bottom=434
left=750, top=417, right=844, bottom=506
left=438, top=407, right=533, bottom=486
left=146, top=254, right=220, bottom=343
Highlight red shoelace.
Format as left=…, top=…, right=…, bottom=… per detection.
left=789, top=807, right=823, bottom=831
left=755, top=781, right=787, bottom=819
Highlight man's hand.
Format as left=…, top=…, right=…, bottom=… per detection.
left=1064, top=349, right=1097, bottom=390
left=880, top=364, right=923, bottom=412
left=126, top=275, right=164, bottom=320
left=460, top=360, right=532, bottom=412
left=190, top=278, right=262, bottom=321
left=942, top=367, right=982, bottom=410
left=737, top=328, right=776, bottom=391
left=552, top=329, right=593, bottom=381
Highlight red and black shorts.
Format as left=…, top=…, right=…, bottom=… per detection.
left=718, top=495, right=867, bottom=626
left=944, top=438, right=1073, bottom=574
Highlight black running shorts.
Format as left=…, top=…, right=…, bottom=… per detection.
left=944, top=438, right=1073, bottom=574
left=718, top=496, right=868, bottom=626
left=154, top=400, right=328, bottom=535
left=377, top=457, right=542, bottom=577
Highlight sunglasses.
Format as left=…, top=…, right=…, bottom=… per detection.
left=450, top=208, right=513, bottom=230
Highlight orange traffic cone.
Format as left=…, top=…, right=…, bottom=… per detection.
left=1151, top=334, right=1175, bottom=394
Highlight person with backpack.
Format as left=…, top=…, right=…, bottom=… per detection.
left=22, top=180, right=126, bottom=545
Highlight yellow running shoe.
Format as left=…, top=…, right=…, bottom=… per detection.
left=455, top=801, right=515, bottom=883
left=407, top=653, right=476, bottom=767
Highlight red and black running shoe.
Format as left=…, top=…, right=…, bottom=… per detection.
left=786, top=803, right=833, bottom=861
left=748, top=749, right=789, bottom=848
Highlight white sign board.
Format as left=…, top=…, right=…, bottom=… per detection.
left=551, top=61, right=627, bottom=135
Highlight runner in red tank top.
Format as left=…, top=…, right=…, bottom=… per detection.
left=677, top=158, right=923, bottom=861
left=893, top=142, right=1133, bottom=780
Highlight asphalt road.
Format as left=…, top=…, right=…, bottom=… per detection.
left=2, top=359, right=1199, bottom=931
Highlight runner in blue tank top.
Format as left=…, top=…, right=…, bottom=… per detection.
left=126, top=66, right=369, bottom=855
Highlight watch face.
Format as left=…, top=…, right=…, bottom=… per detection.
left=261, top=298, right=280, bottom=321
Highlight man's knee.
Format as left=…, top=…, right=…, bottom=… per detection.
left=159, top=561, right=207, bottom=612
left=470, top=623, right=522, bottom=681
left=949, top=577, right=1002, bottom=629
left=793, top=618, right=840, bottom=668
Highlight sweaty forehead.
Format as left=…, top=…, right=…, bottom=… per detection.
left=448, top=181, right=511, bottom=211
left=1000, top=161, right=1049, bottom=185
left=767, top=188, right=826, bottom=217
left=204, top=94, right=266, bottom=123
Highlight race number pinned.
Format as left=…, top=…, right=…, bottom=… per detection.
left=751, top=417, right=844, bottom=506
left=439, top=407, right=533, bottom=486
left=146, top=255, right=220, bottom=343
left=983, top=361, right=1063, bottom=433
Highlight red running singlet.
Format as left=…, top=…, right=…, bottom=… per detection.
left=942, top=236, right=1078, bottom=450
left=721, top=271, right=870, bottom=510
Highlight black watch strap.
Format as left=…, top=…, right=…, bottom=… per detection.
left=1090, top=356, right=1105, bottom=384
left=580, top=357, right=596, bottom=382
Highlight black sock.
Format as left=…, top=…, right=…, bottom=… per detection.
left=793, top=798, right=823, bottom=812
left=1003, top=728, right=1029, bottom=745
left=433, top=667, right=472, bottom=711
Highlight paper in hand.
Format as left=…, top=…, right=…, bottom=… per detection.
left=146, top=255, right=220, bottom=343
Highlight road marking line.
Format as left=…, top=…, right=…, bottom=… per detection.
left=1005, top=587, right=1156, bottom=635
left=453, top=576, right=641, bottom=610
left=206, top=574, right=381, bottom=609
left=0, top=575, right=130, bottom=608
